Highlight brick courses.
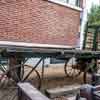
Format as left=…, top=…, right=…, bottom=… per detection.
left=0, top=0, right=82, bottom=47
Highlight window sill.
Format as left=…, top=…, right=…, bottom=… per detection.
left=48, top=0, right=82, bottom=11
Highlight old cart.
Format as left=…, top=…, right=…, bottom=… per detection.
left=64, top=24, right=100, bottom=83
left=0, top=48, right=100, bottom=100
left=0, top=0, right=99, bottom=99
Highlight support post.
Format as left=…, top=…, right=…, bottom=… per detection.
left=83, top=22, right=88, bottom=50
left=18, top=87, right=23, bottom=100
left=8, top=53, right=23, bottom=82
left=41, top=58, right=45, bottom=88
left=92, top=27, right=98, bottom=51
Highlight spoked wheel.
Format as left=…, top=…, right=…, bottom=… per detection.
left=96, top=60, right=100, bottom=74
left=22, top=65, right=41, bottom=89
left=64, top=57, right=81, bottom=78
left=83, top=59, right=98, bottom=84
left=0, top=64, right=19, bottom=100
left=83, top=70, right=93, bottom=84
left=0, top=64, right=41, bottom=100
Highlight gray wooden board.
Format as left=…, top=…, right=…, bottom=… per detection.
left=18, top=83, right=50, bottom=100
left=45, top=84, right=81, bottom=98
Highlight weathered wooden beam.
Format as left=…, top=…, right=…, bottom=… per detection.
left=45, top=84, right=81, bottom=98
left=18, top=83, right=50, bottom=100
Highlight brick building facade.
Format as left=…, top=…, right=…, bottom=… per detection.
left=0, top=0, right=83, bottom=48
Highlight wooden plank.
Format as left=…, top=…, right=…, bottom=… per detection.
left=45, top=84, right=81, bottom=98
left=18, top=83, right=50, bottom=100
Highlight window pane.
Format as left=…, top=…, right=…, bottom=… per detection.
left=49, top=0, right=80, bottom=7
left=69, top=0, right=80, bottom=6
left=69, top=0, right=76, bottom=5
left=53, top=0, right=67, bottom=3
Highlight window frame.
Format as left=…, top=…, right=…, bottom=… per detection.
left=48, top=0, right=82, bottom=11
left=53, top=0, right=80, bottom=7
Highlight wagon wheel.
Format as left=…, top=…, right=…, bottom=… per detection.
left=0, top=64, right=18, bottom=100
left=64, top=57, right=81, bottom=78
left=22, top=64, right=41, bottom=89
left=83, top=59, right=97, bottom=84
left=96, top=60, right=100, bottom=74
left=0, top=64, right=41, bottom=100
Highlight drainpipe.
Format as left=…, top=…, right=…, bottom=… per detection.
left=80, top=0, right=88, bottom=49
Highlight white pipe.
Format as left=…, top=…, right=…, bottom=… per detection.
left=80, top=0, right=88, bottom=49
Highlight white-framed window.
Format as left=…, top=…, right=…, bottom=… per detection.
left=52, top=0, right=67, bottom=3
left=69, top=0, right=80, bottom=7
left=50, top=0, right=80, bottom=7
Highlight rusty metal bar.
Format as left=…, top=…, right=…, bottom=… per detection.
left=23, top=58, right=44, bottom=81
left=41, top=58, right=45, bottom=88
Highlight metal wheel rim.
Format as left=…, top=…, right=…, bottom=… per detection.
left=0, top=64, right=41, bottom=100
left=64, top=58, right=81, bottom=78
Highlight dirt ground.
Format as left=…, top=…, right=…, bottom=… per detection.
left=23, top=64, right=85, bottom=89
left=37, top=64, right=84, bottom=89
left=0, top=64, right=91, bottom=100
left=36, top=64, right=86, bottom=100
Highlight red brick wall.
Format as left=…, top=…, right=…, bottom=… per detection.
left=0, top=0, right=81, bottom=46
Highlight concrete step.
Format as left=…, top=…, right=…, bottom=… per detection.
left=45, top=84, right=81, bottom=98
